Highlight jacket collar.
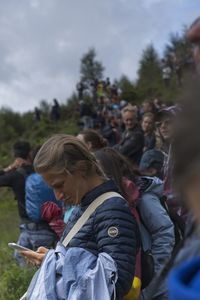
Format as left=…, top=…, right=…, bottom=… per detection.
left=80, top=180, right=118, bottom=207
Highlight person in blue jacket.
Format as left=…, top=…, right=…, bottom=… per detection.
left=20, top=134, right=139, bottom=299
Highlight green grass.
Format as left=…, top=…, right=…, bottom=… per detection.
left=0, top=189, right=35, bottom=300
left=0, top=189, right=19, bottom=242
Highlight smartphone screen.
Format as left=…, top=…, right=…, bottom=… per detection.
left=8, top=243, right=30, bottom=252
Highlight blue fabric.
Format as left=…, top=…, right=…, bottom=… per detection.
left=14, top=225, right=56, bottom=267
left=137, top=177, right=175, bottom=300
left=25, top=173, right=61, bottom=222
left=63, top=206, right=75, bottom=223
left=27, top=246, right=117, bottom=300
left=61, top=180, right=139, bottom=299
left=137, top=177, right=175, bottom=273
left=168, top=256, right=200, bottom=300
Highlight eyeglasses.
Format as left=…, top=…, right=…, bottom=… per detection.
left=155, top=119, right=172, bottom=128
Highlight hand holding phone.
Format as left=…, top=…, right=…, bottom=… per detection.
left=8, top=243, right=30, bottom=252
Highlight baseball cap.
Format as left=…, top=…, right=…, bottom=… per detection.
left=156, top=105, right=180, bottom=122
left=139, top=149, right=164, bottom=171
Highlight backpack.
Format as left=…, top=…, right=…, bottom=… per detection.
left=136, top=176, right=184, bottom=248
left=17, top=168, right=60, bottom=222
left=124, top=205, right=154, bottom=300
left=130, top=205, right=155, bottom=290
left=123, top=177, right=155, bottom=291
left=160, top=195, right=185, bottom=247
left=124, top=176, right=183, bottom=292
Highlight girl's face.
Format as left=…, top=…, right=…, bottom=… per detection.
left=157, top=117, right=173, bottom=141
left=42, top=170, right=84, bottom=205
left=142, top=116, right=154, bottom=133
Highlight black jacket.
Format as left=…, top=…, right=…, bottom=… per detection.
left=0, top=165, right=34, bottom=221
left=61, top=180, right=140, bottom=299
left=114, top=124, right=144, bottom=165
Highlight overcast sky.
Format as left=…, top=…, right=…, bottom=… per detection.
left=0, top=0, right=199, bottom=113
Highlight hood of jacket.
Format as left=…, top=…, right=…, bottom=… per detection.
left=136, top=176, right=163, bottom=198
left=122, top=176, right=163, bottom=207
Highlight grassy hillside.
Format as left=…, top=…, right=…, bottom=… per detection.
left=0, top=189, right=36, bottom=299
left=0, top=116, right=79, bottom=299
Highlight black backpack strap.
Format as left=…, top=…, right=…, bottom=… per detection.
left=160, top=195, right=185, bottom=244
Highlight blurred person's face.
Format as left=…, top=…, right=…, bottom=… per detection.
left=156, top=117, right=173, bottom=141
left=143, top=102, right=152, bottom=113
left=77, top=134, right=92, bottom=151
left=142, top=116, right=154, bottom=133
left=122, top=111, right=137, bottom=130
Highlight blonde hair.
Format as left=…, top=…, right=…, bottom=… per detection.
left=122, top=104, right=138, bottom=115
left=34, top=134, right=105, bottom=177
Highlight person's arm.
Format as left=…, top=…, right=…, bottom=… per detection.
left=138, top=193, right=175, bottom=273
left=94, top=196, right=139, bottom=298
left=3, top=158, right=27, bottom=172
left=0, top=170, right=15, bottom=187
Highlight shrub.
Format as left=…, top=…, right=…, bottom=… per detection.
left=0, top=263, right=35, bottom=300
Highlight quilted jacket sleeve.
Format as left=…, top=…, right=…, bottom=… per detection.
left=93, top=196, right=139, bottom=299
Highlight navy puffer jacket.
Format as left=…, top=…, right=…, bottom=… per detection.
left=61, top=180, right=139, bottom=299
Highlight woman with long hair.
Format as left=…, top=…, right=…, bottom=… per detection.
left=20, top=134, right=139, bottom=299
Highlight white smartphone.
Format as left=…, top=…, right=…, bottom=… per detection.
left=8, top=243, right=30, bottom=252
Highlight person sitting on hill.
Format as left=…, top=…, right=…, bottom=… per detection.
left=95, top=147, right=175, bottom=300
left=155, top=106, right=187, bottom=223
left=101, top=115, right=121, bottom=146
left=77, top=129, right=108, bottom=152
left=141, top=112, right=156, bottom=152
left=142, top=100, right=157, bottom=116
left=0, top=140, right=33, bottom=224
left=20, top=134, right=139, bottom=299
left=0, top=141, right=59, bottom=266
left=139, top=149, right=164, bottom=179
left=114, top=105, right=144, bottom=166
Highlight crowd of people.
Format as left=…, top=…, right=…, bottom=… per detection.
left=1, top=16, right=200, bottom=300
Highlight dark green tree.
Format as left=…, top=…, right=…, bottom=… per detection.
left=137, top=44, right=162, bottom=100
left=0, top=108, right=24, bottom=143
left=39, top=99, right=50, bottom=115
left=80, top=48, right=105, bottom=90
left=117, top=75, right=138, bottom=104
left=164, top=29, right=191, bottom=64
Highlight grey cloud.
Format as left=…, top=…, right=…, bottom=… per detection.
left=0, top=0, right=198, bottom=112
